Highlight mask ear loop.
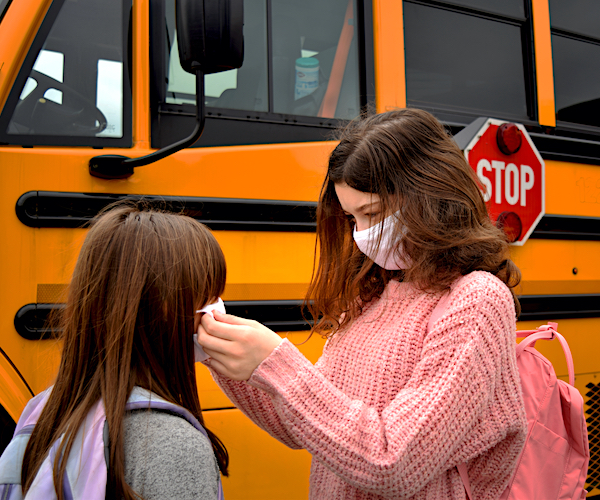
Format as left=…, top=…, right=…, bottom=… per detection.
left=194, top=298, right=226, bottom=362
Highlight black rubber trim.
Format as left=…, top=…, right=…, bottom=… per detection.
left=518, top=294, right=600, bottom=321
left=16, top=191, right=317, bottom=231
left=14, top=303, right=60, bottom=340
left=16, top=191, right=600, bottom=241
left=530, top=132, right=600, bottom=167
left=14, top=301, right=312, bottom=340
left=529, top=215, right=600, bottom=241
left=15, top=295, right=600, bottom=340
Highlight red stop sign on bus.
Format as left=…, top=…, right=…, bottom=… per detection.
left=463, top=118, right=545, bottom=245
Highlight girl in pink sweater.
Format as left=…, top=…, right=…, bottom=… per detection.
left=198, top=108, right=527, bottom=499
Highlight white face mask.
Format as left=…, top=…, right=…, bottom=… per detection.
left=193, top=297, right=226, bottom=362
left=352, top=212, right=411, bottom=270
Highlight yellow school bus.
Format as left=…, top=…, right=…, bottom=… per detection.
left=1, top=0, right=599, bottom=497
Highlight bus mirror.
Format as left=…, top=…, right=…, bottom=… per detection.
left=176, top=0, right=244, bottom=75
left=89, top=0, right=244, bottom=179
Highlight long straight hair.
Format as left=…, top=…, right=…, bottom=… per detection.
left=21, top=204, right=229, bottom=500
left=306, top=108, right=521, bottom=336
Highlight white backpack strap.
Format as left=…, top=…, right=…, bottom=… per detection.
left=516, top=322, right=575, bottom=386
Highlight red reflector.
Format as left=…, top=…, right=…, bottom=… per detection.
left=496, top=211, right=522, bottom=243
left=496, top=123, right=522, bottom=155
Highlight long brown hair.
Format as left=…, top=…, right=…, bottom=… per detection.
left=306, top=108, right=521, bottom=336
left=21, top=203, right=229, bottom=500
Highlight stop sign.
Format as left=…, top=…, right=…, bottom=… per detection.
left=461, top=118, right=545, bottom=246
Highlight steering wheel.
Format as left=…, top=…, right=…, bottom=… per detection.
left=14, top=70, right=108, bottom=135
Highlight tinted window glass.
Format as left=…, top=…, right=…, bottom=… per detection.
left=165, top=0, right=269, bottom=112
left=271, top=0, right=360, bottom=118
left=442, top=0, right=525, bottom=19
left=404, top=2, right=529, bottom=121
left=3, top=0, right=127, bottom=140
left=552, top=35, right=600, bottom=127
left=550, top=0, right=600, bottom=39
left=162, top=0, right=360, bottom=120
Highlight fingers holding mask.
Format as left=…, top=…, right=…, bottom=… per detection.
left=198, top=312, right=283, bottom=381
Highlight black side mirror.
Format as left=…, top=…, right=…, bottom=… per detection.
left=177, top=0, right=244, bottom=75
left=89, top=0, right=244, bottom=179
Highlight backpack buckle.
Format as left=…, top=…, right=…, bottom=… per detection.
left=538, top=322, right=558, bottom=339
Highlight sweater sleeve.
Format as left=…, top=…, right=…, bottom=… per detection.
left=244, top=279, right=523, bottom=498
left=206, top=359, right=305, bottom=449
left=123, top=410, right=220, bottom=500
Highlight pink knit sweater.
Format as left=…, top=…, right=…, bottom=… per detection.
left=209, top=271, right=527, bottom=499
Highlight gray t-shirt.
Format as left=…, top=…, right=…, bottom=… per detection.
left=123, top=409, right=220, bottom=500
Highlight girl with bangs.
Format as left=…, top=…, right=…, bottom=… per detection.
left=198, top=108, right=527, bottom=499
left=0, top=204, right=228, bottom=500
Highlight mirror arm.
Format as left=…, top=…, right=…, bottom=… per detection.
left=89, top=69, right=206, bottom=179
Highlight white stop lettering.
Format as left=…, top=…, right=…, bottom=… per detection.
left=476, top=159, right=535, bottom=207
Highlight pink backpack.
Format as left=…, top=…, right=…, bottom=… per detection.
left=430, top=292, right=590, bottom=499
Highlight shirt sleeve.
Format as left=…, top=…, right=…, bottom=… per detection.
left=243, top=280, right=525, bottom=498
left=123, top=410, right=220, bottom=500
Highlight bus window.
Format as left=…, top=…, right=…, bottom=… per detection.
left=403, top=0, right=532, bottom=124
left=0, top=0, right=131, bottom=146
left=439, top=0, right=525, bottom=18
left=550, top=0, right=600, bottom=129
left=96, top=59, right=124, bottom=138
left=165, top=0, right=269, bottom=112
left=270, top=0, right=360, bottom=119
left=162, top=0, right=360, bottom=120
left=20, top=50, right=65, bottom=104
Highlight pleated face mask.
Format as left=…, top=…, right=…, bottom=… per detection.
left=352, top=212, right=411, bottom=270
left=193, top=297, right=226, bottom=362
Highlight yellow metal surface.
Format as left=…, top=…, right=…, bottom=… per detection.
left=203, top=408, right=311, bottom=500
left=0, top=0, right=52, bottom=110
left=531, top=0, right=556, bottom=127
left=545, top=159, right=600, bottom=217
left=132, top=0, right=151, bottom=149
left=511, top=239, right=600, bottom=295
left=372, top=0, right=406, bottom=112
left=0, top=142, right=332, bottom=200
left=0, top=350, right=32, bottom=421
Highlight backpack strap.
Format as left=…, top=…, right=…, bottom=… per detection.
left=516, top=322, right=575, bottom=386
left=457, top=463, right=473, bottom=500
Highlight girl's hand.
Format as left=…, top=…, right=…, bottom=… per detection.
left=198, top=312, right=283, bottom=381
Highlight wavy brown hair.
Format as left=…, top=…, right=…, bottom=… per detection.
left=306, top=108, right=521, bottom=336
left=21, top=203, right=229, bottom=500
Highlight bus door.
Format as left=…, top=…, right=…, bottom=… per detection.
left=0, top=0, right=368, bottom=498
